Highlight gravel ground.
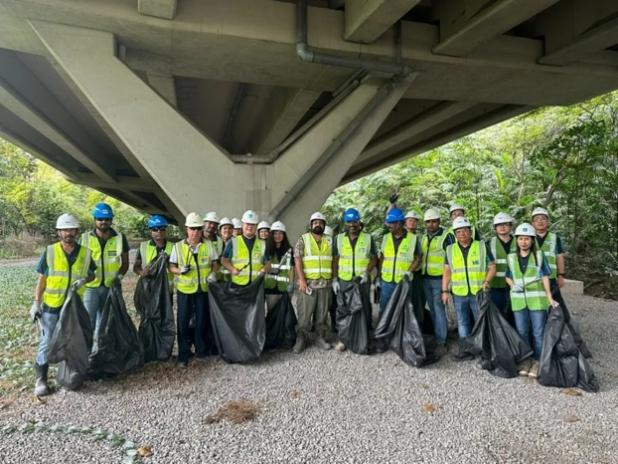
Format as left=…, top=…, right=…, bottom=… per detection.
left=1, top=293, right=617, bottom=464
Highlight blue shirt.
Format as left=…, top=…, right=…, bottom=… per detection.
left=505, top=252, right=551, bottom=279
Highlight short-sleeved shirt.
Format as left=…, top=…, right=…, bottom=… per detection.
left=505, top=252, right=551, bottom=279
left=294, top=234, right=332, bottom=289
left=90, top=228, right=130, bottom=254
left=36, top=243, right=97, bottom=276
left=222, top=235, right=268, bottom=264
left=333, top=233, right=377, bottom=257
left=445, top=240, right=495, bottom=267
left=134, top=239, right=171, bottom=262
left=536, top=232, right=564, bottom=255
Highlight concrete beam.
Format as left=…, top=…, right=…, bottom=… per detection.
left=146, top=73, right=177, bottom=107
left=344, top=0, right=420, bottom=43
left=433, top=0, right=559, bottom=56
left=137, top=0, right=177, bottom=20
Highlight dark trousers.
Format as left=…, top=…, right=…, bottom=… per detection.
left=410, top=272, right=426, bottom=326
left=177, top=291, right=215, bottom=362
left=489, top=287, right=515, bottom=327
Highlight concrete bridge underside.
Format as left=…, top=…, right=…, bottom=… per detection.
left=1, top=0, right=617, bottom=236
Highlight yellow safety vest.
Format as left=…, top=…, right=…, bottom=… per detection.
left=489, top=236, right=515, bottom=289
left=380, top=232, right=416, bottom=284
left=446, top=241, right=487, bottom=297
left=81, top=230, right=123, bottom=288
left=536, top=232, right=558, bottom=279
left=43, top=243, right=91, bottom=308
left=337, top=232, right=371, bottom=282
left=421, top=231, right=447, bottom=277
left=507, top=250, right=549, bottom=312
left=265, top=248, right=292, bottom=292
left=301, top=233, right=332, bottom=280
left=175, top=240, right=214, bottom=294
left=231, top=236, right=266, bottom=286
left=139, top=240, right=174, bottom=291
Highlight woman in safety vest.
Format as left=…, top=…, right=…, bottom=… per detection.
left=264, top=221, right=294, bottom=312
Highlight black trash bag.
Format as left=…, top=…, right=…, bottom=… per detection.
left=47, top=287, right=93, bottom=390
left=374, top=277, right=438, bottom=367
left=134, top=253, right=176, bottom=362
left=336, top=280, right=370, bottom=354
left=265, top=292, right=297, bottom=350
left=208, top=275, right=266, bottom=363
left=461, top=291, right=533, bottom=378
left=552, top=291, right=592, bottom=359
left=538, top=304, right=599, bottom=392
left=89, top=283, right=143, bottom=378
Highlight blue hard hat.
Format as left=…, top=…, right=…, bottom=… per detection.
left=385, top=208, right=405, bottom=223
left=342, top=208, right=361, bottom=222
left=92, top=202, right=114, bottom=219
left=147, top=215, right=168, bottom=229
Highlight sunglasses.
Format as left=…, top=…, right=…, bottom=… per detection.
left=188, top=227, right=203, bottom=231
left=150, top=227, right=166, bottom=232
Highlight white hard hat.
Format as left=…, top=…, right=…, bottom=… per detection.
left=310, top=212, right=326, bottom=223
left=531, top=207, right=549, bottom=219
left=218, top=217, right=232, bottom=227
left=203, top=211, right=220, bottom=223
left=324, top=226, right=333, bottom=236
left=270, top=221, right=287, bottom=232
left=241, top=210, right=259, bottom=224
left=515, top=222, right=537, bottom=237
left=493, top=212, right=514, bottom=226
left=449, top=204, right=465, bottom=214
left=405, top=210, right=420, bottom=220
left=424, top=208, right=440, bottom=221
left=452, top=217, right=472, bottom=230
left=232, top=218, right=243, bottom=229
left=257, top=221, right=270, bottom=230
left=185, top=212, right=203, bottom=227
left=56, top=213, right=80, bottom=229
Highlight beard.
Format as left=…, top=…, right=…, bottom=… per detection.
left=312, top=226, right=324, bottom=235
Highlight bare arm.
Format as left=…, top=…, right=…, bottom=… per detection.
left=119, top=252, right=129, bottom=276
left=34, top=274, right=46, bottom=302
left=295, top=255, right=307, bottom=293
left=556, top=253, right=565, bottom=287
left=484, top=263, right=496, bottom=288
left=441, top=265, right=451, bottom=305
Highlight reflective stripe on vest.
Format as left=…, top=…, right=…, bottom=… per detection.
left=140, top=240, right=174, bottom=291
left=43, top=243, right=91, bottom=308
left=175, top=240, right=213, bottom=294
left=446, top=241, right=486, bottom=296
left=489, top=236, right=514, bottom=288
left=536, top=232, right=558, bottom=279
left=507, top=251, right=548, bottom=311
left=301, top=233, right=332, bottom=280
left=336, top=232, right=371, bottom=281
left=231, top=236, right=266, bottom=286
left=81, top=231, right=123, bottom=288
left=265, top=249, right=292, bottom=291
left=380, top=233, right=416, bottom=284
left=421, top=231, right=447, bottom=277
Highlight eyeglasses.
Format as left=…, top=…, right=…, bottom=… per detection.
left=188, top=227, right=203, bottom=231
left=150, top=227, right=166, bottom=232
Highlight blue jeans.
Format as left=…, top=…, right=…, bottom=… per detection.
left=35, top=310, right=60, bottom=365
left=83, top=286, right=111, bottom=337
left=423, top=278, right=447, bottom=344
left=453, top=294, right=479, bottom=338
left=513, top=309, right=548, bottom=359
left=379, top=281, right=397, bottom=318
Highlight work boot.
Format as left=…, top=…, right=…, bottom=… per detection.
left=293, top=335, right=306, bottom=354
left=518, top=359, right=532, bottom=376
left=34, top=363, right=50, bottom=397
left=315, top=337, right=332, bottom=351
left=335, top=341, right=346, bottom=352
left=528, top=360, right=539, bottom=379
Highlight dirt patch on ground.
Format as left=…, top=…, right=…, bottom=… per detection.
left=205, top=399, right=261, bottom=424
left=584, top=275, right=618, bottom=301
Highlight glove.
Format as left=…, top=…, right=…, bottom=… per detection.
left=403, top=271, right=412, bottom=281
left=180, top=265, right=191, bottom=275
left=375, top=277, right=381, bottom=290
left=359, top=272, right=369, bottom=285
left=269, top=267, right=280, bottom=275
left=287, top=282, right=294, bottom=293
left=389, top=193, right=399, bottom=204
left=30, top=301, right=41, bottom=322
left=332, top=279, right=341, bottom=295
left=207, top=272, right=217, bottom=283
left=71, top=278, right=87, bottom=290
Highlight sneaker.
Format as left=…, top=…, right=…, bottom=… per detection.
left=518, top=359, right=532, bottom=376
left=34, top=378, right=50, bottom=397
left=335, top=341, right=346, bottom=352
left=315, top=337, right=332, bottom=351
left=528, top=361, right=539, bottom=378
left=293, top=336, right=306, bottom=354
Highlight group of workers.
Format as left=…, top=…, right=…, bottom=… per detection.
left=30, top=199, right=565, bottom=395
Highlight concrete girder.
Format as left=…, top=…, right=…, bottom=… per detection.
left=146, top=73, right=177, bottom=107
left=30, top=21, right=413, bottom=238
left=433, top=0, right=559, bottom=57
left=138, top=0, right=178, bottom=20
left=344, top=0, right=421, bottom=43
left=536, top=0, right=618, bottom=66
